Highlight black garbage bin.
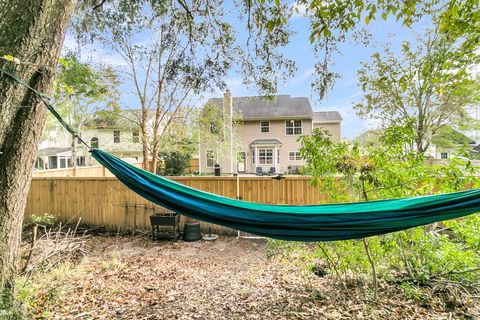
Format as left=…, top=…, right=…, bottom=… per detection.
left=214, top=164, right=221, bottom=176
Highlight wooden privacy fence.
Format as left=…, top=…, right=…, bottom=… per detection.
left=25, top=176, right=326, bottom=234
left=32, top=163, right=144, bottom=177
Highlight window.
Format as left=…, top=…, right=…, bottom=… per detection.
left=252, top=149, right=255, bottom=164
left=259, top=148, right=273, bottom=165
left=59, top=156, right=72, bottom=169
left=113, top=130, right=120, bottom=143
left=91, top=137, right=99, bottom=149
left=34, top=158, right=45, bottom=170
left=132, top=131, right=140, bottom=143
left=285, top=120, right=302, bottom=135
left=48, top=156, right=58, bottom=169
left=260, top=121, right=270, bottom=133
left=206, top=150, right=215, bottom=167
left=289, top=151, right=302, bottom=161
left=277, top=149, right=280, bottom=164
left=77, top=156, right=86, bottom=166
left=441, top=152, right=448, bottom=159
left=210, top=122, right=220, bottom=134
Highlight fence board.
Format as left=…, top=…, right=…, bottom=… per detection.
left=25, top=176, right=322, bottom=235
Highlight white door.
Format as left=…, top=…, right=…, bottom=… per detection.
left=237, top=152, right=246, bottom=173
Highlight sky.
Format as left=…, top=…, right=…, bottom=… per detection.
left=63, top=4, right=429, bottom=140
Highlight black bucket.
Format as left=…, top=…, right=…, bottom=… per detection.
left=183, top=221, right=201, bottom=241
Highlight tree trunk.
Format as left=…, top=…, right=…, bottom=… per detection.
left=71, top=135, right=77, bottom=170
left=0, top=0, right=76, bottom=317
left=150, top=106, right=163, bottom=174
left=141, top=109, right=150, bottom=171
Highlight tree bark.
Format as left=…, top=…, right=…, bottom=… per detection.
left=141, top=109, right=150, bottom=171
left=0, top=0, right=76, bottom=317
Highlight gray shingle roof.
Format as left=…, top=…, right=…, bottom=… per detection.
left=37, top=147, right=71, bottom=156
left=313, top=111, right=343, bottom=122
left=249, top=139, right=282, bottom=146
left=206, top=95, right=313, bottom=120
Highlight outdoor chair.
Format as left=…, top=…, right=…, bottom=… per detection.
left=255, top=167, right=263, bottom=176
left=268, top=167, right=276, bottom=175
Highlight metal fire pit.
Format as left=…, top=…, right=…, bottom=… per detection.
left=150, top=212, right=180, bottom=241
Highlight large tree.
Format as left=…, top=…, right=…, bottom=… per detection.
left=0, top=0, right=77, bottom=317
left=354, top=23, right=480, bottom=153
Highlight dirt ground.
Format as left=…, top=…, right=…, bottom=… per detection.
left=23, top=235, right=480, bottom=320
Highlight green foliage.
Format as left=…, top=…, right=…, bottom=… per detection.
left=42, top=53, right=120, bottom=146
left=15, top=263, right=84, bottom=316
left=288, top=123, right=480, bottom=290
left=30, top=213, right=55, bottom=226
left=354, top=20, right=480, bottom=153
left=158, top=137, right=195, bottom=176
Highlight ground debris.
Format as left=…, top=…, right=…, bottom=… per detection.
left=17, top=235, right=480, bottom=320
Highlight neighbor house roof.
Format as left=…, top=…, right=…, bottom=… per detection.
left=313, top=111, right=343, bottom=122
left=206, top=95, right=313, bottom=120
left=85, top=109, right=142, bottom=130
left=37, top=147, right=71, bottom=157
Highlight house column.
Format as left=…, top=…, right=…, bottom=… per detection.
left=255, top=146, right=258, bottom=168
left=274, top=145, right=278, bottom=173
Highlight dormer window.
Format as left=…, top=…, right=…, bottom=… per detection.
left=286, top=120, right=302, bottom=135
left=91, top=137, right=99, bottom=149
left=260, top=121, right=270, bottom=133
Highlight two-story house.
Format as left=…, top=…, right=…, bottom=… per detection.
left=199, top=92, right=342, bottom=174
left=35, top=110, right=144, bottom=170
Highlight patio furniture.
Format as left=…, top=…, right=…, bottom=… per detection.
left=150, top=212, right=180, bottom=241
left=268, top=167, right=276, bottom=175
left=255, top=167, right=263, bottom=176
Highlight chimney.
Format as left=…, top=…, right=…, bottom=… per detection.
left=223, top=89, right=233, bottom=138
left=223, top=90, right=234, bottom=173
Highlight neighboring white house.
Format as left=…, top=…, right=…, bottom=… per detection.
left=35, top=110, right=145, bottom=170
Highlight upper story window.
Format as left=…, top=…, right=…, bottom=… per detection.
left=91, top=137, right=99, bottom=149
left=260, top=121, right=270, bottom=133
left=113, top=130, right=120, bottom=143
left=286, top=120, right=302, bottom=135
left=441, top=152, right=448, bottom=159
left=210, top=122, right=220, bottom=134
left=132, top=131, right=140, bottom=143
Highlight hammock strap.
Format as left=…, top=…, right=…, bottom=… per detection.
left=0, top=68, right=91, bottom=150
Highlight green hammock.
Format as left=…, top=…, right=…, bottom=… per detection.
left=2, top=69, right=479, bottom=241
left=91, top=149, right=480, bottom=241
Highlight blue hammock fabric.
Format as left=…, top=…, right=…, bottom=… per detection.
left=91, top=149, right=480, bottom=241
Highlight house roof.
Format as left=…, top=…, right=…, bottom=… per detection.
left=249, top=139, right=282, bottom=146
left=37, top=147, right=71, bottom=156
left=432, top=126, right=476, bottom=148
left=206, top=95, right=313, bottom=120
left=85, top=109, right=142, bottom=129
left=313, top=111, right=343, bottom=122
